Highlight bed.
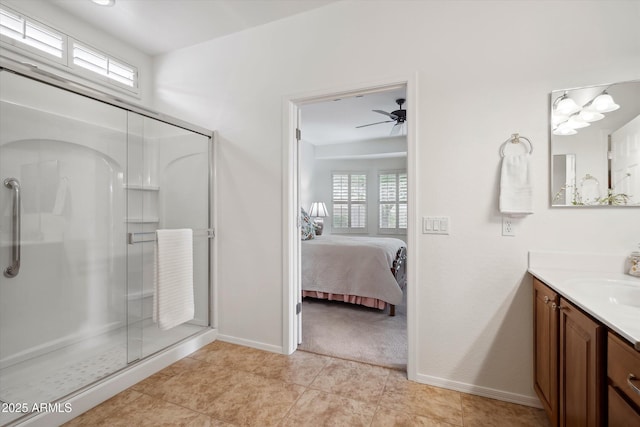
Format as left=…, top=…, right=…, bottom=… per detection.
left=301, top=235, right=407, bottom=316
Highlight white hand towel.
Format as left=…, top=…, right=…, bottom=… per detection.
left=153, top=229, right=194, bottom=330
left=500, top=153, right=533, bottom=215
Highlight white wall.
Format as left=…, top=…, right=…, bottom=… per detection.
left=0, top=0, right=153, bottom=106
left=152, top=0, right=640, bottom=404
left=299, top=139, right=316, bottom=212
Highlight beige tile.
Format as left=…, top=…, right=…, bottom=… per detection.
left=371, top=406, right=460, bottom=427
left=150, top=364, right=240, bottom=413
left=378, top=370, right=463, bottom=426
left=205, top=370, right=305, bottom=426
left=63, top=389, right=144, bottom=426
left=160, top=356, right=210, bottom=376
left=130, top=370, right=174, bottom=396
left=91, top=393, right=218, bottom=426
left=281, top=389, right=376, bottom=427
left=190, top=340, right=268, bottom=372
left=252, top=350, right=329, bottom=386
left=309, top=358, right=391, bottom=404
left=461, top=394, right=551, bottom=427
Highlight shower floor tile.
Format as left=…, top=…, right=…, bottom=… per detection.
left=0, top=320, right=205, bottom=426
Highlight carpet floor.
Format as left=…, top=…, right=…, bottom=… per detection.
left=297, top=297, right=407, bottom=370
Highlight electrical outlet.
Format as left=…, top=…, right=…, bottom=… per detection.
left=502, top=216, right=515, bottom=236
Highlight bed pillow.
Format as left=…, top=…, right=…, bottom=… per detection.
left=300, top=207, right=315, bottom=240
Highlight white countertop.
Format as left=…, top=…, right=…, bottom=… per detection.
left=528, top=267, right=640, bottom=350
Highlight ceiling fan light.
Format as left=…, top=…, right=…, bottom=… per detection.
left=590, top=92, right=619, bottom=113
left=554, top=95, right=580, bottom=115
left=578, top=110, right=604, bottom=122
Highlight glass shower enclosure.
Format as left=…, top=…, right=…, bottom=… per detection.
left=0, top=65, right=212, bottom=425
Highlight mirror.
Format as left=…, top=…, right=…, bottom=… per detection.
left=550, top=80, right=640, bottom=206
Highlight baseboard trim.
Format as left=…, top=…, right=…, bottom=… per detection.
left=216, top=334, right=283, bottom=354
left=414, top=373, right=542, bottom=408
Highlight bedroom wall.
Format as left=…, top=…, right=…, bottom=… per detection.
left=311, top=156, right=407, bottom=239
left=0, top=0, right=153, bottom=105
left=152, top=0, right=640, bottom=405
left=300, top=139, right=316, bottom=213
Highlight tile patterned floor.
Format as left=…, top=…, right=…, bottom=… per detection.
left=64, top=341, right=550, bottom=426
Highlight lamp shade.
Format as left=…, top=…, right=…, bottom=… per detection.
left=553, top=123, right=577, bottom=136
left=578, top=110, right=604, bottom=123
left=589, top=92, right=620, bottom=113
left=554, top=95, right=580, bottom=115
left=309, top=202, right=328, bottom=217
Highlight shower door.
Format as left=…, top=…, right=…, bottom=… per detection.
left=126, top=112, right=211, bottom=361
left=0, top=70, right=129, bottom=424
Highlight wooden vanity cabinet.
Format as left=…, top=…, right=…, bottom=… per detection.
left=533, top=278, right=559, bottom=426
left=608, top=333, right=640, bottom=426
left=533, top=278, right=605, bottom=427
left=558, top=298, right=604, bottom=427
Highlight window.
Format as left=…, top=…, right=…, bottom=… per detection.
left=379, top=171, right=407, bottom=233
left=0, top=6, right=138, bottom=93
left=72, top=42, right=137, bottom=88
left=0, top=7, right=65, bottom=61
left=332, top=172, right=367, bottom=232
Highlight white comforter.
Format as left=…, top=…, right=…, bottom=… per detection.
left=301, top=235, right=405, bottom=305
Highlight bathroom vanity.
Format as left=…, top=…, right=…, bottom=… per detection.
left=529, top=253, right=640, bottom=427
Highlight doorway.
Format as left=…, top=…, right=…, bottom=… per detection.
left=282, top=77, right=417, bottom=378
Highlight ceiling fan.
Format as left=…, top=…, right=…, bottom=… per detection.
left=356, top=98, right=407, bottom=136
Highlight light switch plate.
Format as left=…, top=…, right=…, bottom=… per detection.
left=423, top=216, right=450, bottom=235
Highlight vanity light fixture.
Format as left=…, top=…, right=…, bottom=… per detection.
left=577, top=109, right=605, bottom=122
left=553, top=123, right=577, bottom=136
left=565, top=115, right=590, bottom=129
left=90, top=0, right=115, bottom=6
left=553, top=93, right=580, bottom=116
left=587, top=91, right=620, bottom=113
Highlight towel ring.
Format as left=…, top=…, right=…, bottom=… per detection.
left=500, top=133, right=533, bottom=157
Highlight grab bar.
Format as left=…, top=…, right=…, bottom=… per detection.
left=4, top=177, right=21, bottom=278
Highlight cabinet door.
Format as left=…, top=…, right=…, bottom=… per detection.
left=608, top=385, right=640, bottom=427
left=559, top=298, right=604, bottom=427
left=533, top=278, right=559, bottom=427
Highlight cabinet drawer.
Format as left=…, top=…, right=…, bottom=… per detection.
left=608, top=386, right=640, bottom=426
left=608, top=332, right=640, bottom=408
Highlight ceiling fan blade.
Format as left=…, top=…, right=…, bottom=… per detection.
left=389, top=122, right=407, bottom=136
left=356, top=120, right=394, bottom=129
left=372, top=110, right=399, bottom=120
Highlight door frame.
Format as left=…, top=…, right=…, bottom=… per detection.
left=281, top=73, right=418, bottom=380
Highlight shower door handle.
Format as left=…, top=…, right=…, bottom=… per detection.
left=4, top=178, right=21, bottom=278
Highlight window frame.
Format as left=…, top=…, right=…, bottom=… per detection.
left=0, top=5, right=139, bottom=95
left=331, top=171, right=368, bottom=234
left=378, top=169, right=408, bottom=234
left=69, top=39, right=138, bottom=92
left=0, top=7, right=67, bottom=65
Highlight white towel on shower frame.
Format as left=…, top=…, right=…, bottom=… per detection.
left=153, top=229, right=194, bottom=330
left=500, top=153, right=533, bottom=215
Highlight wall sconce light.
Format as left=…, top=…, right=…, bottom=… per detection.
left=553, top=93, right=580, bottom=116
left=308, top=202, right=328, bottom=236
left=553, top=123, right=577, bottom=136
left=552, top=88, right=620, bottom=136
left=586, top=91, right=620, bottom=113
